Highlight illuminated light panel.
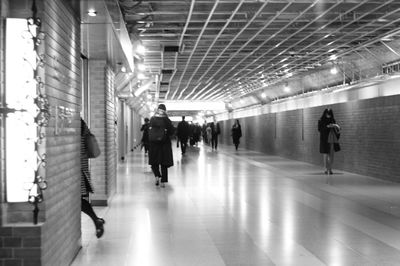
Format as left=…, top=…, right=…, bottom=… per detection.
left=87, top=9, right=97, bottom=16
left=162, top=101, right=226, bottom=111
left=169, top=116, right=193, bottom=122
left=136, top=44, right=145, bottom=55
left=6, top=19, right=37, bottom=202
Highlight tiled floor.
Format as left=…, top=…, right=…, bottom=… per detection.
left=71, top=143, right=400, bottom=266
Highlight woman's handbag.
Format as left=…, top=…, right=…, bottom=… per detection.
left=86, top=132, right=101, bottom=158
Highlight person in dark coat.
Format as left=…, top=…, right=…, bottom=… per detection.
left=176, top=116, right=190, bottom=154
left=211, top=121, right=221, bottom=150
left=140, top=117, right=150, bottom=154
left=231, top=119, right=242, bottom=150
left=81, top=118, right=105, bottom=238
left=148, top=104, right=174, bottom=187
left=318, top=109, right=341, bottom=175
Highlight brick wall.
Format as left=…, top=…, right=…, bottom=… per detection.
left=41, top=0, right=81, bottom=265
left=105, top=66, right=117, bottom=202
left=1, top=0, right=82, bottom=265
left=89, top=62, right=117, bottom=206
left=0, top=226, right=42, bottom=266
left=220, top=94, right=400, bottom=182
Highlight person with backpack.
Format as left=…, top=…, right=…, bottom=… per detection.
left=176, top=116, right=190, bottom=155
left=148, top=104, right=174, bottom=187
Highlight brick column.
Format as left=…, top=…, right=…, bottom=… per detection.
left=88, top=60, right=117, bottom=206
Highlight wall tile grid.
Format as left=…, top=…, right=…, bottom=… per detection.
left=89, top=63, right=117, bottom=206
left=220, top=94, right=400, bottom=182
left=41, top=0, right=81, bottom=265
left=0, top=226, right=42, bottom=266
left=105, top=66, right=117, bottom=202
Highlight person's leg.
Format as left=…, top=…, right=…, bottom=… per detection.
left=81, top=198, right=105, bottom=238
left=323, top=154, right=329, bottom=174
left=181, top=140, right=186, bottom=154
left=328, top=144, right=335, bottom=174
left=151, top=164, right=161, bottom=185
left=160, top=165, right=168, bottom=187
left=215, top=137, right=218, bottom=150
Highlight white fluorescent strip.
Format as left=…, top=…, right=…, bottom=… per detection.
left=192, top=82, right=213, bottom=100
left=183, top=83, right=202, bottom=100
left=162, top=101, right=226, bottom=111
left=134, top=80, right=153, bottom=96
left=169, top=116, right=193, bottom=122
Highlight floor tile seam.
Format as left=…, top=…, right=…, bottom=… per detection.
left=211, top=147, right=400, bottom=238
left=290, top=187, right=400, bottom=252
left=215, top=147, right=400, bottom=216
left=285, top=178, right=400, bottom=225
left=216, top=144, right=396, bottom=186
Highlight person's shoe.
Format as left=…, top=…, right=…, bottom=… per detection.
left=155, top=176, right=160, bottom=186
left=95, top=218, right=105, bottom=238
left=328, top=170, right=333, bottom=175
left=324, top=170, right=328, bottom=175
left=160, top=182, right=165, bottom=188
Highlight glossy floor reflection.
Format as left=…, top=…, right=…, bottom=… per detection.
left=71, top=143, right=400, bottom=266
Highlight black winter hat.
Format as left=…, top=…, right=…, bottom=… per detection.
left=158, top=104, right=166, bottom=111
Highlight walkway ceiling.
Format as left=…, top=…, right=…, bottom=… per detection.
left=117, top=0, right=400, bottom=106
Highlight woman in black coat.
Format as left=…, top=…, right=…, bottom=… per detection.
left=81, top=118, right=105, bottom=238
left=231, top=119, right=242, bottom=150
left=148, top=104, right=174, bottom=187
left=318, top=109, right=341, bottom=175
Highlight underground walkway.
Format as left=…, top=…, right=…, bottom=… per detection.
left=71, top=142, right=400, bottom=266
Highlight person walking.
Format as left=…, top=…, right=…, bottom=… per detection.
left=176, top=116, right=190, bottom=154
left=231, top=119, right=242, bottom=150
left=318, top=108, right=341, bottom=175
left=140, top=117, right=150, bottom=154
left=211, top=121, right=221, bottom=150
left=148, top=104, right=174, bottom=187
left=81, top=118, right=105, bottom=238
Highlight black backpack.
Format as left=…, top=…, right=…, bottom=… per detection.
left=148, top=118, right=167, bottom=143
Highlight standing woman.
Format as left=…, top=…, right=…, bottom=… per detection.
left=81, top=118, right=105, bottom=238
left=148, top=104, right=174, bottom=187
left=231, top=119, right=242, bottom=150
left=318, top=109, right=341, bottom=175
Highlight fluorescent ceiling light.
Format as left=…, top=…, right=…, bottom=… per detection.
left=162, top=101, right=226, bottom=111
left=170, top=116, right=193, bottom=122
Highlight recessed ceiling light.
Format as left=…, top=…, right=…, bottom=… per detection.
left=87, top=9, right=97, bottom=16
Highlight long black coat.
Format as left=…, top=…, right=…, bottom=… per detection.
left=148, top=111, right=174, bottom=167
left=318, top=117, right=340, bottom=153
left=231, top=124, right=242, bottom=145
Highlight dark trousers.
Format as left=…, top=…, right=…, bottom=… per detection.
left=180, top=139, right=188, bottom=154
left=211, top=135, right=218, bottom=149
left=151, top=164, right=168, bottom=183
left=81, top=198, right=98, bottom=225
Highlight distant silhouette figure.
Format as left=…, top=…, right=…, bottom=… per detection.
left=140, top=117, right=150, bottom=154
left=231, top=119, right=242, bottom=150
left=176, top=116, right=190, bottom=154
